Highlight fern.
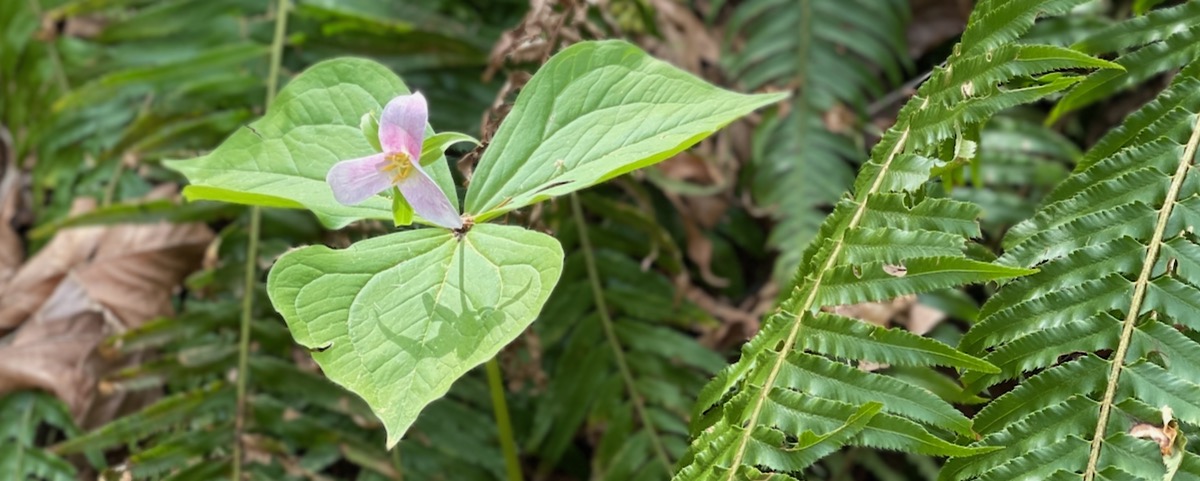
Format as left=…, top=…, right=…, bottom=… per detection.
left=1050, top=0, right=1200, bottom=122
left=949, top=20, right=1200, bottom=481
left=519, top=189, right=727, bottom=479
left=0, top=392, right=77, bottom=481
left=725, top=0, right=911, bottom=284
left=676, top=1, right=1121, bottom=479
left=951, top=112, right=1077, bottom=238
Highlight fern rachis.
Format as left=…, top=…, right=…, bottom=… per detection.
left=1081, top=104, right=1200, bottom=480
left=722, top=129, right=912, bottom=477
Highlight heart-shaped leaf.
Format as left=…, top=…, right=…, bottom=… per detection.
left=463, top=40, right=788, bottom=221
left=165, top=58, right=458, bottom=229
left=266, top=223, right=563, bottom=445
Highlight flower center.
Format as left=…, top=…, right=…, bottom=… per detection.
left=379, top=152, right=414, bottom=184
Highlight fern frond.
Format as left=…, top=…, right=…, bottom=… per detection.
left=0, top=392, right=77, bottom=481
left=730, top=0, right=910, bottom=284
left=1051, top=1, right=1200, bottom=122
left=950, top=45, right=1200, bottom=480
left=677, top=1, right=1118, bottom=478
left=525, top=207, right=725, bottom=479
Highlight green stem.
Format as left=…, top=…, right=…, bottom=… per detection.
left=232, top=1, right=288, bottom=480
left=569, top=193, right=673, bottom=477
left=231, top=207, right=260, bottom=481
left=486, top=358, right=524, bottom=481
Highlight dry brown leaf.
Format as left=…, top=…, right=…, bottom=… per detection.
left=0, top=126, right=22, bottom=287
left=1130, top=406, right=1179, bottom=456
left=829, top=296, right=916, bottom=327
left=0, top=199, right=107, bottom=330
left=0, top=277, right=107, bottom=419
left=0, top=189, right=210, bottom=329
left=640, top=0, right=719, bottom=74
left=822, top=102, right=857, bottom=135
left=657, top=152, right=731, bottom=287
left=906, top=302, right=946, bottom=336
left=0, top=188, right=212, bottom=424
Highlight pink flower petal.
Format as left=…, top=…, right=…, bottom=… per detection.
left=326, top=153, right=392, bottom=205
left=397, top=162, right=462, bottom=229
left=379, top=92, right=427, bottom=158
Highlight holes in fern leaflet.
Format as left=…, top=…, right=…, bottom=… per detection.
left=852, top=265, right=862, bottom=278
left=961, top=81, right=975, bottom=98
left=883, top=264, right=907, bottom=277
left=783, top=433, right=799, bottom=448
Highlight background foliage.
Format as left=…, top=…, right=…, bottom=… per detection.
left=6, top=0, right=1200, bottom=480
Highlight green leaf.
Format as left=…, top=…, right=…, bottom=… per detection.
left=764, top=391, right=996, bottom=459
left=1049, top=25, right=1200, bottom=123
left=971, top=356, right=1108, bottom=435
left=815, top=257, right=1036, bottom=307
left=165, top=58, right=459, bottom=229
left=265, top=224, right=564, bottom=446
left=463, top=40, right=786, bottom=221
left=1120, top=362, right=1200, bottom=426
left=773, top=352, right=975, bottom=436
left=802, top=312, right=999, bottom=373
left=361, top=111, right=381, bottom=151
left=420, top=131, right=479, bottom=167
left=391, top=187, right=414, bottom=226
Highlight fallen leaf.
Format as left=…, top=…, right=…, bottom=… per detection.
left=1130, top=406, right=1179, bottom=456
left=0, top=276, right=107, bottom=420
left=0, top=126, right=22, bottom=287
left=829, top=296, right=914, bottom=327
left=906, top=302, right=946, bottom=335
left=0, top=187, right=212, bottom=425
left=822, top=102, right=856, bottom=135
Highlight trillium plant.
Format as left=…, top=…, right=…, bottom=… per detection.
left=168, top=40, right=785, bottom=446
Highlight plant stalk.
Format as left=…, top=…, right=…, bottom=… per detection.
left=570, top=193, right=674, bottom=477
left=233, top=1, right=288, bottom=479
left=486, top=358, right=525, bottom=481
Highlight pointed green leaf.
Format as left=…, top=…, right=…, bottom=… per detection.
left=972, top=356, right=1109, bottom=435
left=266, top=224, right=564, bottom=446
left=463, top=40, right=786, bottom=221
left=166, top=58, right=459, bottom=229
left=815, top=257, right=1035, bottom=307
left=772, top=352, right=975, bottom=436
left=802, top=312, right=998, bottom=372
left=420, top=132, right=479, bottom=167
left=361, top=111, right=381, bottom=152
left=840, top=227, right=966, bottom=264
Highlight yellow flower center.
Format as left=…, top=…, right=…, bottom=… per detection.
left=380, top=152, right=414, bottom=184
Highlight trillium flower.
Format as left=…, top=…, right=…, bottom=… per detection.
left=326, top=92, right=463, bottom=229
